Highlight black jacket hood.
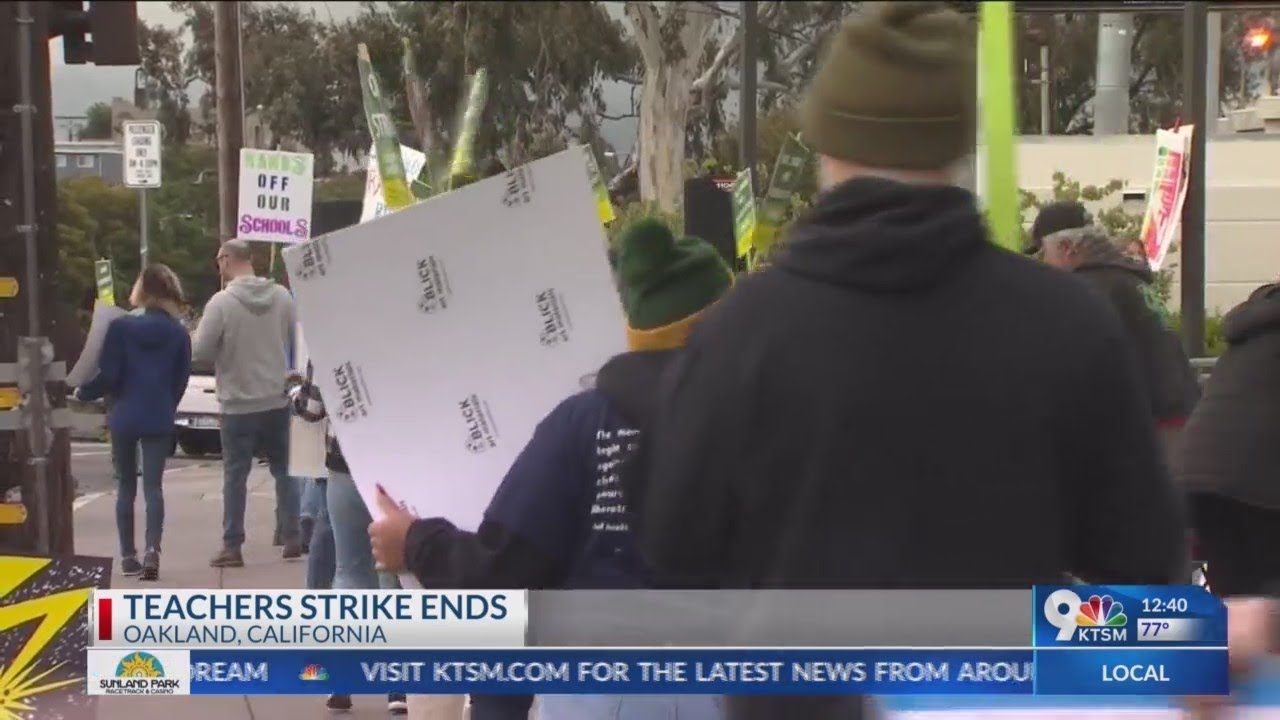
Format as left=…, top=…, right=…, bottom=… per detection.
left=774, top=176, right=987, bottom=293
left=1222, top=282, right=1280, bottom=344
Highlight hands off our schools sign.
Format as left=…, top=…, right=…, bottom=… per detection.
left=237, top=149, right=315, bottom=244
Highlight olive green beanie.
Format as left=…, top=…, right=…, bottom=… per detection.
left=800, top=1, right=976, bottom=170
left=614, top=218, right=733, bottom=351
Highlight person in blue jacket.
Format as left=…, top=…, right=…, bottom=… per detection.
left=368, top=218, right=733, bottom=720
left=77, top=264, right=192, bottom=581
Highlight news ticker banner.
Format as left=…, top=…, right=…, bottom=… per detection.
left=88, top=586, right=1225, bottom=650
left=86, top=648, right=1228, bottom=697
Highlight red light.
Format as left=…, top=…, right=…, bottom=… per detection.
left=1246, top=27, right=1272, bottom=51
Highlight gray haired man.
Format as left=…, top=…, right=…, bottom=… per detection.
left=193, top=240, right=302, bottom=566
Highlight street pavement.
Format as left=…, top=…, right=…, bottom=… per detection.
left=71, top=444, right=401, bottom=719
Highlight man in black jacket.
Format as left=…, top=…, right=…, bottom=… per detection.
left=638, top=4, right=1188, bottom=719
left=1039, top=223, right=1200, bottom=458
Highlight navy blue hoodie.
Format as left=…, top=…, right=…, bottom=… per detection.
left=79, top=308, right=192, bottom=437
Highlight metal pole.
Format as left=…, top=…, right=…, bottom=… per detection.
left=739, top=0, right=758, bottom=194
left=1205, top=10, right=1221, bottom=133
left=15, top=0, right=51, bottom=555
left=139, top=189, right=149, bottom=266
left=1039, top=45, right=1050, bottom=135
left=1181, top=1, right=1208, bottom=357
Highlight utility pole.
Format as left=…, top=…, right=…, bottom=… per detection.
left=214, top=1, right=244, bottom=245
left=1181, top=1, right=1208, bottom=357
left=739, top=1, right=758, bottom=194
left=1, top=2, right=74, bottom=555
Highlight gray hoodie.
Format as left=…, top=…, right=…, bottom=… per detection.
left=192, top=276, right=296, bottom=414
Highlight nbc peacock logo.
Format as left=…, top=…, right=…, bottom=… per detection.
left=300, top=665, right=329, bottom=681
left=1044, top=589, right=1129, bottom=642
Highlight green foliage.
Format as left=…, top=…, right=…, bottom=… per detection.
left=1171, top=312, right=1228, bottom=358
left=81, top=102, right=114, bottom=140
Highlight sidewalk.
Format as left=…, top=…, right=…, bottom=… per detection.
left=78, top=462, right=396, bottom=719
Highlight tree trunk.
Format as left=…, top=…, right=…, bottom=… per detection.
left=638, top=63, right=695, bottom=213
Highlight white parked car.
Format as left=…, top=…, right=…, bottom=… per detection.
left=173, top=370, right=221, bottom=456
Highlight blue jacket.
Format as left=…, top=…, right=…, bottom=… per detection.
left=78, top=308, right=192, bottom=438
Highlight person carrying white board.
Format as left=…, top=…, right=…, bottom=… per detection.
left=368, top=217, right=734, bottom=720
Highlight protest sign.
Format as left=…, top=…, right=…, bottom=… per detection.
left=94, top=258, right=115, bottom=306
left=361, top=144, right=429, bottom=224
left=282, top=147, right=626, bottom=530
left=584, top=151, right=615, bottom=225
left=0, top=554, right=111, bottom=720
left=1139, top=125, right=1195, bottom=271
left=237, top=149, right=315, bottom=244
left=358, top=43, right=414, bottom=212
left=67, top=303, right=128, bottom=387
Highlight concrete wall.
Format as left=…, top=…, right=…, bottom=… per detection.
left=1011, top=134, right=1280, bottom=315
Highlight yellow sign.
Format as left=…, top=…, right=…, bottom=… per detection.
left=0, top=387, right=18, bottom=410
left=0, top=278, right=17, bottom=299
left=0, top=504, right=26, bottom=525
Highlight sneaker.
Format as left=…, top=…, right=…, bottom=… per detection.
left=325, top=694, right=352, bottom=712
left=282, top=540, right=303, bottom=560
left=387, top=693, right=407, bottom=715
left=120, top=556, right=142, bottom=576
left=141, top=549, right=160, bottom=581
left=209, top=547, right=244, bottom=568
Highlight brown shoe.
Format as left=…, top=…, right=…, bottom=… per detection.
left=281, top=541, right=302, bottom=560
left=210, top=547, right=244, bottom=567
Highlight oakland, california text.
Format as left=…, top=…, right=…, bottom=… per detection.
left=372, top=660, right=1034, bottom=685
left=117, top=592, right=510, bottom=622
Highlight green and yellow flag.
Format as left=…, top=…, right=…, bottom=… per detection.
left=583, top=150, right=615, bottom=225
left=357, top=44, right=414, bottom=212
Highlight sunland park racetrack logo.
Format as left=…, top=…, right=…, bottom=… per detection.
left=536, top=288, right=573, bottom=347
left=417, top=255, right=453, bottom=314
left=460, top=394, right=499, bottom=454
left=98, top=652, right=181, bottom=695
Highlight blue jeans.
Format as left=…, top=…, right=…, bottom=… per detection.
left=111, top=433, right=171, bottom=557
left=326, top=470, right=399, bottom=590
left=220, top=407, right=299, bottom=550
left=305, top=479, right=336, bottom=590
left=301, top=478, right=325, bottom=520
left=535, top=695, right=722, bottom=720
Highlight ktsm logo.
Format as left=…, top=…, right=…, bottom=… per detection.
left=416, top=256, right=453, bottom=314
left=99, top=652, right=181, bottom=695
left=535, top=289, right=572, bottom=346
left=1044, top=589, right=1129, bottom=642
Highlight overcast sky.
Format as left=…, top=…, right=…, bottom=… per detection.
left=50, top=1, right=639, bottom=154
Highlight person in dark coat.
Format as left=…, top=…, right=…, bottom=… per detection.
left=1025, top=199, right=1090, bottom=256
left=367, top=218, right=734, bottom=720
left=1039, top=224, right=1201, bottom=460
left=636, top=5, right=1188, bottom=719
left=1177, top=283, right=1280, bottom=597
left=76, top=265, right=191, bottom=581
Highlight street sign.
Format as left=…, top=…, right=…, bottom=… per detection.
left=122, top=120, right=162, bottom=188
left=0, top=277, right=17, bottom=298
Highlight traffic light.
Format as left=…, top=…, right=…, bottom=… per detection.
left=1244, top=20, right=1275, bottom=54
left=47, top=1, right=139, bottom=66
